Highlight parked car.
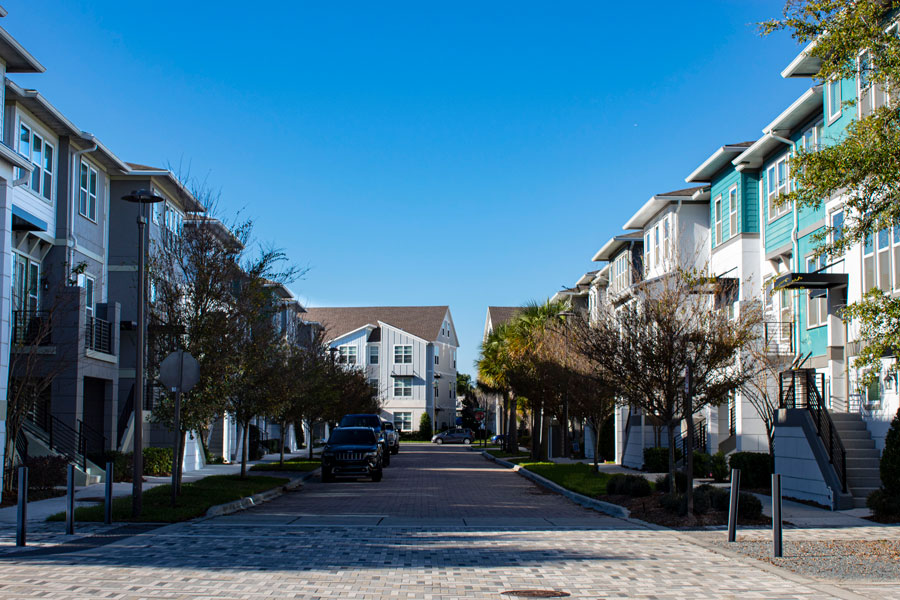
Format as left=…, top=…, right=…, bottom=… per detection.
left=432, top=428, right=475, bottom=445
left=338, top=413, right=391, bottom=466
left=321, top=427, right=383, bottom=482
left=490, top=434, right=506, bottom=445
left=382, top=421, right=400, bottom=455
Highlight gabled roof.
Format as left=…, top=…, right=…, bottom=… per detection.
left=591, top=231, right=643, bottom=262
left=623, top=187, right=707, bottom=230
left=121, top=162, right=206, bottom=213
left=0, top=25, right=44, bottom=73
left=487, top=306, right=522, bottom=329
left=303, top=306, right=451, bottom=343
left=685, top=142, right=756, bottom=183
left=781, top=40, right=821, bottom=78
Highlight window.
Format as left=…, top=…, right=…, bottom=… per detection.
left=453, top=349, right=457, bottom=369
left=831, top=210, right=844, bottom=244
left=338, top=345, right=357, bottom=365
left=878, top=226, right=892, bottom=291
left=858, top=50, right=875, bottom=117
left=827, top=79, right=842, bottom=121
left=663, top=217, right=670, bottom=259
left=368, top=378, right=379, bottom=389
left=714, top=195, right=723, bottom=245
left=79, top=161, right=98, bottom=221
left=654, top=225, right=660, bottom=265
left=766, top=156, right=791, bottom=220
left=864, top=233, right=875, bottom=292
left=394, top=344, right=412, bottom=364
left=779, top=287, right=793, bottom=332
left=393, top=376, right=412, bottom=397
left=18, top=123, right=54, bottom=201
left=644, top=232, right=651, bottom=274
left=368, top=345, right=379, bottom=365
left=728, top=186, right=738, bottom=238
left=12, top=254, right=40, bottom=312
left=394, top=411, right=412, bottom=432
left=434, top=382, right=439, bottom=398
left=894, top=224, right=900, bottom=291
left=806, top=255, right=827, bottom=329
left=613, top=252, right=630, bottom=292
left=433, top=345, right=440, bottom=365
left=163, top=203, right=183, bottom=247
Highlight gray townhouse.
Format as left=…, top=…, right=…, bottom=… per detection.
left=303, top=306, right=459, bottom=434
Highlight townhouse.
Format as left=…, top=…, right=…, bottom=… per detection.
left=303, top=306, right=459, bottom=433
left=482, top=306, right=523, bottom=436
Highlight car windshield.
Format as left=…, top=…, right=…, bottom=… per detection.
left=383, top=423, right=394, bottom=431
left=328, top=429, right=376, bottom=445
left=339, top=415, right=381, bottom=429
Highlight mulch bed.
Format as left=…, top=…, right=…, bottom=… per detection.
left=603, top=493, right=770, bottom=529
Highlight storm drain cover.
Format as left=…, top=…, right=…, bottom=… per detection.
left=501, top=591, right=570, bottom=598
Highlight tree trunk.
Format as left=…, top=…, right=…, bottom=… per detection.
left=501, top=394, right=509, bottom=437
left=540, top=408, right=551, bottom=461
left=667, top=423, right=676, bottom=485
left=507, top=394, right=518, bottom=453
left=531, top=402, right=540, bottom=460
left=592, top=418, right=601, bottom=471
left=240, top=421, right=250, bottom=478
left=307, top=419, right=314, bottom=460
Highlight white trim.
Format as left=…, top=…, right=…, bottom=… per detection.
left=826, top=78, right=842, bottom=123
left=393, top=343, right=413, bottom=365
left=325, top=323, right=377, bottom=345
left=728, top=184, right=738, bottom=239
left=337, top=344, right=358, bottom=365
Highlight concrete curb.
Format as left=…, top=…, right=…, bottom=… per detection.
left=480, top=450, right=631, bottom=519
left=202, top=469, right=319, bottom=519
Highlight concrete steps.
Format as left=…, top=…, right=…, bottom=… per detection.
left=831, top=411, right=881, bottom=508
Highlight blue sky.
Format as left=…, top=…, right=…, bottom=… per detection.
left=4, top=1, right=811, bottom=375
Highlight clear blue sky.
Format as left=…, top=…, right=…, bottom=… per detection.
left=5, top=1, right=810, bottom=376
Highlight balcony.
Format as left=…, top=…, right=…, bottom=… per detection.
left=85, top=316, right=113, bottom=354
left=12, top=310, right=52, bottom=346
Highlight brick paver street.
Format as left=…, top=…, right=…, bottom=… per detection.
left=0, top=444, right=897, bottom=598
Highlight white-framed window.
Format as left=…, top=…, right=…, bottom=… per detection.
left=18, top=123, right=54, bottom=202
left=79, top=161, right=98, bottom=221
left=806, top=255, right=827, bottom=329
left=766, top=156, right=791, bottom=221
left=394, top=411, right=412, bottom=432
left=653, top=225, right=660, bottom=266
left=894, top=224, right=900, bottom=291
left=662, top=216, right=670, bottom=259
left=728, top=185, right=738, bottom=238
left=644, top=232, right=651, bottom=274
left=714, top=194, right=723, bottom=245
left=12, top=253, right=40, bottom=313
left=863, top=232, right=875, bottom=293
left=368, top=345, right=379, bottom=365
left=433, top=345, right=440, bottom=365
left=877, top=226, right=893, bottom=291
left=613, top=252, right=630, bottom=293
left=453, top=349, right=457, bottom=369
left=858, top=49, right=875, bottom=117
left=831, top=210, right=844, bottom=244
left=338, top=345, right=357, bottom=365
left=163, top=203, right=184, bottom=248
left=394, top=344, right=413, bottom=364
left=76, top=273, right=95, bottom=318
left=393, top=376, right=413, bottom=397
left=827, top=78, right=842, bottom=121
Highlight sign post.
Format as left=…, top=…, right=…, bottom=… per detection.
left=159, top=350, right=200, bottom=507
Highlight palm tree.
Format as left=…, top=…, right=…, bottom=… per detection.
left=477, top=323, right=515, bottom=452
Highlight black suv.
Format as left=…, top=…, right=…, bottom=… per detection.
left=321, top=427, right=383, bottom=482
left=338, top=414, right=391, bottom=466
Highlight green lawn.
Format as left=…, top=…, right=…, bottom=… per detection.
left=47, top=475, right=289, bottom=523
left=518, top=462, right=612, bottom=498
left=249, top=459, right=320, bottom=472
left=486, top=449, right=529, bottom=460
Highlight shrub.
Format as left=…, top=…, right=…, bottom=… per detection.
left=142, top=447, right=174, bottom=476
left=868, top=489, right=900, bottom=521
left=23, top=455, right=68, bottom=490
left=868, top=407, right=900, bottom=521
left=692, top=487, right=710, bottom=514
left=692, top=451, right=711, bottom=478
left=738, top=491, right=763, bottom=519
left=643, top=447, right=681, bottom=473
left=607, top=474, right=652, bottom=497
left=419, top=413, right=433, bottom=437
left=710, top=451, right=729, bottom=483
left=655, top=470, right=687, bottom=493
left=695, top=483, right=730, bottom=513
left=658, top=493, right=686, bottom=515
left=728, top=452, right=773, bottom=489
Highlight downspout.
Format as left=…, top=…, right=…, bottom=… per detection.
left=67, top=143, right=98, bottom=272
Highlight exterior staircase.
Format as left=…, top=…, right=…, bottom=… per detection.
left=830, top=412, right=882, bottom=508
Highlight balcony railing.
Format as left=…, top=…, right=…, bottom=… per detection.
left=764, top=321, right=793, bottom=354
left=11, top=310, right=52, bottom=346
left=85, top=316, right=113, bottom=354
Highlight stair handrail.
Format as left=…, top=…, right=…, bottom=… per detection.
left=77, top=419, right=108, bottom=458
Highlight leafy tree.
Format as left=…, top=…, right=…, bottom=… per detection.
left=762, top=1, right=900, bottom=381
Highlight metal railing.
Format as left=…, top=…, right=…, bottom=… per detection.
left=764, top=321, right=794, bottom=354
left=11, top=310, right=52, bottom=346
left=78, top=420, right=107, bottom=459
left=779, top=369, right=847, bottom=492
left=679, top=420, right=707, bottom=459
left=728, top=395, right=736, bottom=436
left=85, top=316, right=113, bottom=354
left=22, top=415, right=88, bottom=472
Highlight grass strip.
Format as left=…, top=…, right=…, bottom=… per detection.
left=47, top=475, right=289, bottom=523
left=250, top=459, right=320, bottom=472
left=486, top=449, right=529, bottom=459
left=518, top=462, right=612, bottom=497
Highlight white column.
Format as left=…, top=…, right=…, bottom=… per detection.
left=0, top=180, right=12, bottom=503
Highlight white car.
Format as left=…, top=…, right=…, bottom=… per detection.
left=382, top=420, right=400, bottom=454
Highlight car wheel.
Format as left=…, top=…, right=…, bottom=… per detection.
left=436, top=438, right=443, bottom=445
left=463, top=438, right=471, bottom=445
left=322, top=468, right=333, bottom=483
left=371, top=468, right=383, bottom=482
left=391, top=446, right=399, bottom=455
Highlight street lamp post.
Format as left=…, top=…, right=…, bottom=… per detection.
left=559, top=310, right=576, bottom=459
left=121, top=190, right=164, bottom=518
